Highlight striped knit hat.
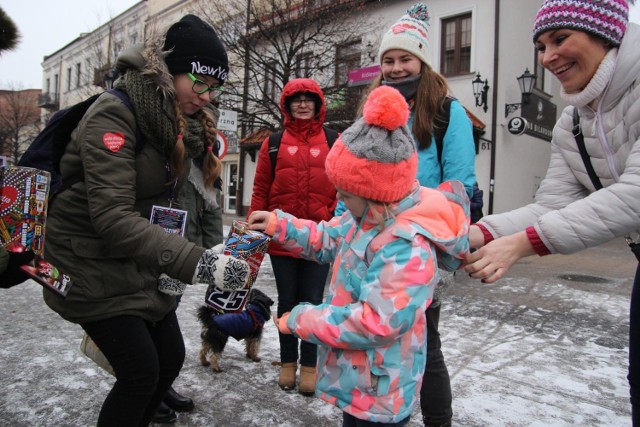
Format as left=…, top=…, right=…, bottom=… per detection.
left=532, top=0, right=630, bottom=46
left=378, top=3, right=431, bottom=66
left=325, top=86, right=416, bottom=203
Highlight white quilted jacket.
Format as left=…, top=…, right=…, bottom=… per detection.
left=480, top=24, right=640, bottom=255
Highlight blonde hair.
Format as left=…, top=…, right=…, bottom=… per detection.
left=366, top=199, right=395, bottom=229
left=171, top=100, right=222, bottom=187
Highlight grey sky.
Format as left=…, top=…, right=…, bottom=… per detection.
left=1, top=1, right=639, bottom=90
left=0, top=0, right=138, bottom=90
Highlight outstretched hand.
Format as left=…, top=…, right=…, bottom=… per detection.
left=247, top=211, right=270, bottom=232
left=463, top=231, right=535, bottom=283
left=272, top=312, right=292, bottom=334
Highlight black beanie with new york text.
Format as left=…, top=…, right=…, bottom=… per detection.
left=163, top=15, right=229, bottom=84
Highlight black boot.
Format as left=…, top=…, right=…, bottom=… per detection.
left=164, top=387, right=195, bottom=412
left=422, top=416, right=452, bottom=427
left=151, top=401, right=177, bottom=424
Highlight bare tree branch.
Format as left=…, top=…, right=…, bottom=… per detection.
left=0, top=85, right=41, bottom=164
left=190, top=0, right=380, bottom=136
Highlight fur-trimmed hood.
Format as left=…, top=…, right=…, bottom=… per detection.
left=115, top=36, right=175, bottom=97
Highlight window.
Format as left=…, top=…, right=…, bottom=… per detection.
left=54, top=74, right=59, bottom=95
left=264, top=61, right=277, bottom=101
left=86, top=59, right=92, bottom=86
left=113, top=40, right=124, bottom=60
left=45, top=78, right=50, bottom=94
left=295, top=52, right=313, bottom=78
left=66, top=67, right=72, bottom=92
left=335, top=40, right=361, bottom=87
left=129, top=23, right=138, bottom=45
left=440, top=13, right=472, bottom=76
left=533, top=51, right=546, bottom=92
left=76, top=63, right=82, bottom=89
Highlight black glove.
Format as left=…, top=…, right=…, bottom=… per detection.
left=0, top=250, right=35, bottom=289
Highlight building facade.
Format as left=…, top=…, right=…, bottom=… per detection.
left=38, top=0, right=562, bottom=216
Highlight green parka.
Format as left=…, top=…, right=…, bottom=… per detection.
left=43, top=44, right=205, bottom=324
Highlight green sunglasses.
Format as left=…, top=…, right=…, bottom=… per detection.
left=187, top=73, right=224, bottom=98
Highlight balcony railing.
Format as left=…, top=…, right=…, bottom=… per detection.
left=38, top=92, right=59, bottom=110
left=248, top=0, right=368, bottom=34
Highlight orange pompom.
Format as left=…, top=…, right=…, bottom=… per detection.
left=362, top=86, right=410, bottom=130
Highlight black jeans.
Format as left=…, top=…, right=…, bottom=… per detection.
left=630, top=263, right=640, bottom=426
left=271, top=255, right=328, bottom=367
left=342, top=412, right=410, bottom=426
left=419, top=302, right=452, bottom=426
left=81, top=312, right=185, bottom=427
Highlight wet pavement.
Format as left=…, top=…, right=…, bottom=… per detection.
left=0, top=216, right=634, bottom=426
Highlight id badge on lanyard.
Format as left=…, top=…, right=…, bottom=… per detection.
left=149, top=159, right=187, bottom=236
left=150, top=205, right=187, bottom=236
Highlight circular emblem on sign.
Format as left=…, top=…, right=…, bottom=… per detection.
left=507, top=117, right=527, bottom=136
left=216, top=130, right=228, bottom=160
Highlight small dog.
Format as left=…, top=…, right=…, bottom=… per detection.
left=197, top=287, right=274, bottom=372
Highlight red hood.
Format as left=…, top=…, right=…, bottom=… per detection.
left=280, top=78, right=326, bottom=136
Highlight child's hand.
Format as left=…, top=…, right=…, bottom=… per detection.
left=248, top=211, right=270, bottom=231
left=272, top=312, right=292, bottom=334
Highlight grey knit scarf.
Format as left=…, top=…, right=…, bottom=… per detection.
left=114, top=70, right=205, bottom=159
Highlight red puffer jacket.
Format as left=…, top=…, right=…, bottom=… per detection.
left=248, top=78, right=337, bottom=257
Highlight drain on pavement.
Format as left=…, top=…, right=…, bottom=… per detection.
left=557, top=274, right=611, bottom=284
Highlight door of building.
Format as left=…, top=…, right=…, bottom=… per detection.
left=224, top=163, right=237, bottom=213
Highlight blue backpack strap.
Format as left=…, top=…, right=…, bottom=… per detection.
left=108, top=88, right=145, bottom=153
left=55, top=90, right=142, bottom=193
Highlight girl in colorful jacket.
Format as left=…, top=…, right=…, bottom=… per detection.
left=249, top=86, right=469, bottom=425
left=373, top=5, right=476, bottom=425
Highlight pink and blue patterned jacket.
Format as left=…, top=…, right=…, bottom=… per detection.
left=265, top=181, right=469, bottom=423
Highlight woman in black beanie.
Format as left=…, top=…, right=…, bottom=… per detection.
left=41, top=15, right=243, bottom=426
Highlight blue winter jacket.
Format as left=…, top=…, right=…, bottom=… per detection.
left=335, top=100, right=475, bottom=216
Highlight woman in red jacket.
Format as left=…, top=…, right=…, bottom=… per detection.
left=249, top=78, right=337, bottom=396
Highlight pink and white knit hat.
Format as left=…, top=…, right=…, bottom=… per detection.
left=532, top=0, right=630, bottom=46
left=378, top=3, right=431, bottom=66
left=325, top=86, right=416, bottom=203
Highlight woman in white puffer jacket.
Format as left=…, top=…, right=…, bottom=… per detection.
left=464, top=1, right=640, bottom=425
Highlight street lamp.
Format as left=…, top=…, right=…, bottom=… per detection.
left=472, top=72, right=490, bottom=113
left=366, top=40, right=377, bottom=63
left=505, top=68, right=537, bottom=117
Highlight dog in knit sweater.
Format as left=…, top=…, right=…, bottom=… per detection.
left=197, top=287, right=274, bottom=372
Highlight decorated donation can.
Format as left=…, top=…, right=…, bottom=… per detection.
left=0, top=166, right=72, bottom=297
left=0, top=166, right=51, bottom=255
left=204, top=220, right=270, bottom=313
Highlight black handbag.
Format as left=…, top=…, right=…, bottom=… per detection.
left=572, top=108, right=640, bottom=262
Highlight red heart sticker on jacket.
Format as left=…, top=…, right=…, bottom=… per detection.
left=103, top=132, right=125, bottom=152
